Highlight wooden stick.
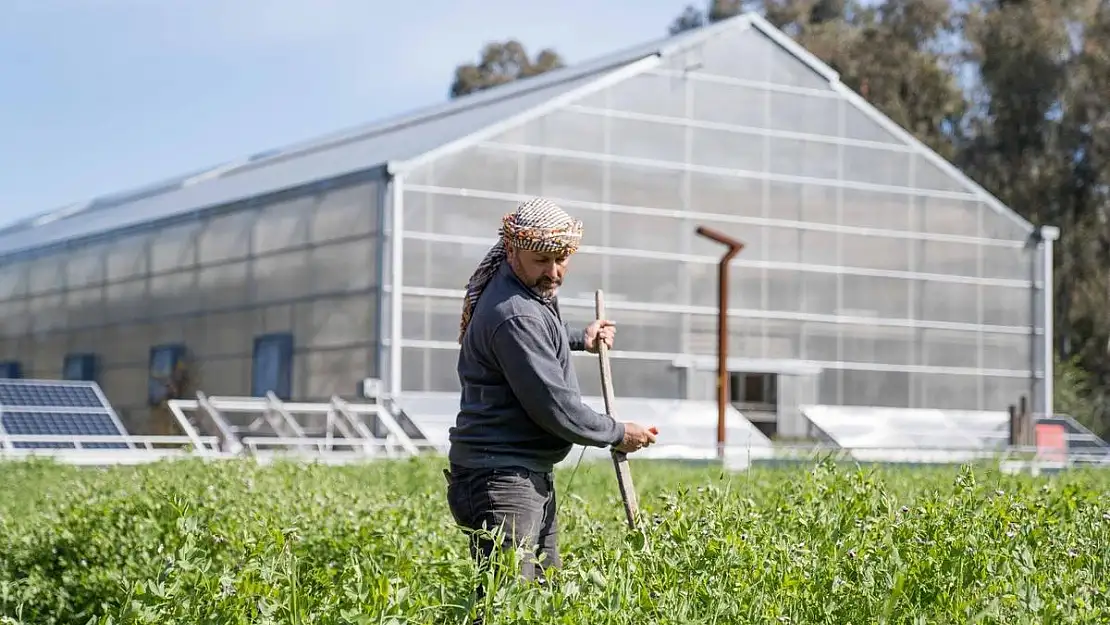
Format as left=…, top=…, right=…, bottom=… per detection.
left=595, top=289, right=640, bottom=529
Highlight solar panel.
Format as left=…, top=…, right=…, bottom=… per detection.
left=0, top=380, right=131, bottom=450
left=800, top=404, right=1002, bottom=464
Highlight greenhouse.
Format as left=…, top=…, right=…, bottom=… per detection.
left=0, top=13, right=1053, bottom=439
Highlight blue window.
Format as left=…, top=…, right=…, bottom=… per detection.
left=0, top=361, right=22, bottom=379
left=63, top=353, right=98, bottom=381
left=252, top=333, right=293, bottom=400
left=148, top=344, right=186, bottom=405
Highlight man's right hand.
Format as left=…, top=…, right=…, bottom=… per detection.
left=614, top=422, right=658, bottom=453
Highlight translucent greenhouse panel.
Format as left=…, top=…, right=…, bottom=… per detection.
left=105, top=233, right=150, bottom=281
left=686, top=25, right=834, bottom=91
left=64, top=244, right=107, bottom=289
left=917, top=239, right=981, bottom=278
left=838, top=104, right=906, bottom=145
left=310, top=181, right=380, bottom=244
left=198, top=261, right=249, bottom=309
left=604, top=254, right=683, bottom=305
left=197, top=209, right=254, bottom=265
left=801, top=273, right=839, bottom=316
left=490, top=108, right=607, bottom=156
left=607, top=209, right=687, bottom=254
left=607, top=162, right=686, bottom=211
left=606, top=72, right=688, bottom=119
left=401, top=347, right=459, bottom=393
left=401, top=237, right=491, bottom=291
left=915, top=280, right=979, bottom=325
left=570, top=356, right=684, bottom=400
left=983, top=375, right=1036, bottom=414
left=149, top=221, right=201, bottom=274
left=841, top=144, right=913, bottom=188
left=521, top=154, right=605, bottom=205
left=300, top=347, right=373, bottom=400
left=689, top=172, right=764, bottom=219
left=309, top=238, right=379, bottom=292
left=559, top=304, right=685, bottom=354
left=65, top=287, right=106, bottom=328
left=194, top=358, right=250, bottom=397
left=687, top=313, right=802, bottom=362
left=255, top=304, right=295, bottom=336
left=980, top=202, right=1035, bottom=241
left=918, top=329, right=981, bottom=369
left=915, top=373, right=981, bottom=411
left=801, top=321, right=839, bottom=362
left=252, top=249, right=309, bottom=303
left=27, top=255, right=64, bottom=296
left=0, top=300, right=29, bottom=338
left=981, top=283, right=1032, bottom=328
left=767, top=136, right=840, bottom=180
left=413, top=146, right=521, bottom=197
left=401, top=295, right=463, bottom=344
left=840, top=232, right=911, bottom=273
left=981, top=243, right=1034, bottom=282
left=839, top=324, right=915, bottom=368
left=915, top=196, right=982, bottom=238
left=981, top=332, right=1032, bottom=372
left=148, top=270, right=198, bottom=317
left=841, top=275, right=911, bottom=320
left=294, top=295, right=377, bottom=350
left=253, top=194, right=313, bottom=254
left=841, top=370, right=912, bottom=409
left=611, top=116, right=688, bottom=164
left=839, top=189, right=913, bottom=232
left=0, top=261, right=28, bottom=302
left=690, top=79, right=767, bottom=128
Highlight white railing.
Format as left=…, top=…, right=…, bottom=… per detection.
left=0, top=433, right=222, bottom=465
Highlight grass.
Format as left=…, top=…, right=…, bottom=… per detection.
left=0, top=455, right=1108, bottom=624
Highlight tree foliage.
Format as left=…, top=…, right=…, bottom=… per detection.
left=449, top=40, right=565, bottom=99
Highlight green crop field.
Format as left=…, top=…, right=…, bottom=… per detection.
left=0, top=456, right=1108, bottom=624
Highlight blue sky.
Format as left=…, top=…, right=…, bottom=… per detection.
left=0, top=0, right=689, bottom=228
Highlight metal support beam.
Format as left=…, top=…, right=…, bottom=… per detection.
left=1040, top=225, right=1059, bottom=418
left=694, top=225, right=745, bottom=461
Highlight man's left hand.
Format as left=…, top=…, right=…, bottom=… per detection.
left=584, top=319, right=616, bottom=354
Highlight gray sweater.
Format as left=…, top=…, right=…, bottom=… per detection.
left=449, top=261, right=625, bottom=472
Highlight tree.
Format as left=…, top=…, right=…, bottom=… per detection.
left=449, top=40, right=565, bottom=99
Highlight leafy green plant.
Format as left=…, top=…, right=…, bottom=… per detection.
left=0, top=457, right=1107, bottom=624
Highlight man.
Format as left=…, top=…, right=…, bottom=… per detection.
left=445, top=196, right=658, bottom=583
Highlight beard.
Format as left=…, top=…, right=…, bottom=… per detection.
left=529, top=276, right=560, bottom=299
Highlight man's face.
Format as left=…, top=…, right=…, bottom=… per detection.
left=507, top=246, right=570, bottom=299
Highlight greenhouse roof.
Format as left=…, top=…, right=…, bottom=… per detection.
left=0, top=12, right=1034, bottom=259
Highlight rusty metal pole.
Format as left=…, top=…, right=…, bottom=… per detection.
left=694, top=226, right=744, bottom=462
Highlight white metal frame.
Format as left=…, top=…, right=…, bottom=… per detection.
left=165, top=393, right=424, bottom=459
left=401, top=228, right=1030, bottom=290
left=404, top=183, right=1026, bottom=250
left=1039, top=226, right=1059, bottom=417
left=401, top=284, right=1030, bottom=336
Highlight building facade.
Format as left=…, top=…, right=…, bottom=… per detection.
left=0, top=15, right=1053, bottom=436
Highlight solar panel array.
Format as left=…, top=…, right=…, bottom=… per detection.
left=0, top=380, right=130, bottom=450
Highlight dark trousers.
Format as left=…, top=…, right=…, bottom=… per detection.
left=445, top=464, right=561, bottom=582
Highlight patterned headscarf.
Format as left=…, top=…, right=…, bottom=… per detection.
left=458, top=197, right=584, bottom=343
